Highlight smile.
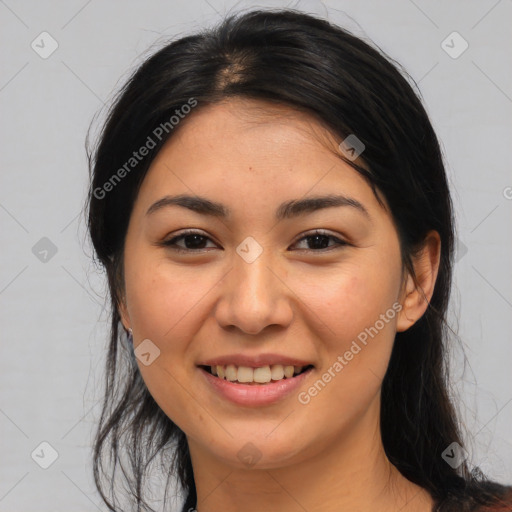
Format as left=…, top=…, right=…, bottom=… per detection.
left=198, top=363, right=315, bottom=407
left=201, top=364, right=314, bottom=385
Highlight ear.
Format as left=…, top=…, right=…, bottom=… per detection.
left=396, top=230, right=441, bottom=332
left=118, top=295, right=131, bottom=333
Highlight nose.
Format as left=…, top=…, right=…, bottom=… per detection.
left=213, top=248, right=294, bottom=335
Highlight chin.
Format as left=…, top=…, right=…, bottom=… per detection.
left=202, top=427, right=312, bottom=470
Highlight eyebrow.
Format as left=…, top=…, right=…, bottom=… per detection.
left=145, top=193, right=371, bottom=221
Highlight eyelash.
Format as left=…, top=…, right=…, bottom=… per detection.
left=161, top=229, right=349, bottom=253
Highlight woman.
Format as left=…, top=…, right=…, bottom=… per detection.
left=85, top=8, right=512, bottom=512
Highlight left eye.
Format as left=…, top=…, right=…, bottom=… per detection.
left=293, top=230, right=348, bottom=251
left=162, top=229, right=347, bottom=252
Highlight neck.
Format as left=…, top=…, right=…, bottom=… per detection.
left=188, top=396, right=433, bottom=512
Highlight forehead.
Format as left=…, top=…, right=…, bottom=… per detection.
left=166, top=98, right=341, bottom=162
left=151, top=99, right=348, bottom=175
left=133, top=98, right=388, bottom=220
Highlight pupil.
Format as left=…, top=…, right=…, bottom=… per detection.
left=185, top=235, right=206, bottom=249
left=309, top=235, right=329, bottom=249
left=183, top=235, right=329, bottom=250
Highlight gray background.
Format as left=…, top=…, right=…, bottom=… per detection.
left=1, top=0, right=511, bottom=510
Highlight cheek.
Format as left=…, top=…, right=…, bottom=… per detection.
left=295, top=261, right=400, bottom=343
left=125, top=254, right=211, bottom=343
left=123, top=258, right=217, bottom=433
left=290, top=262, right=400, bottom=407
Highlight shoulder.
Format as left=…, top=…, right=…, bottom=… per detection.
left=472, top=485, right=512, bottom=511
left=438, top=482, right=512, bottom=512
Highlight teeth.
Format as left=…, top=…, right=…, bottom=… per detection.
left=225, top=364, right=237, bottom=381
left=284, top=365, right=294, bottom=378
left=209, top=363, right=309, bottom=383
left=237, top=366, right=253, bottom=383
left=253, top=366, right=271, bottom=383
left=270, top=364, right=284, bottom=380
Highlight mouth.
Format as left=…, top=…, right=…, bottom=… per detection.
left=199, top=363, right=315, bottom=385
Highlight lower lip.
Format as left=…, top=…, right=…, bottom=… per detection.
left=199, top=366, right=314, bottom=407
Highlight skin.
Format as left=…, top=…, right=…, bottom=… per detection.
left=119, top=98, right=441, bottom=512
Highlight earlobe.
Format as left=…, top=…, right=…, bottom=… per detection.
left=118, top=298, right=131, bottom=333
left=396, top=230, right=441, bottom=333
left=396, top=273, right=419, bottom=332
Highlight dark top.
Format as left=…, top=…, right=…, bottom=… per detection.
left=182, top=484, right=512, bottom=511
left=474, top=486, right=512, bottom=511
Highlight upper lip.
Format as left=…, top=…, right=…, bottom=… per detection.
left=198, top=353, right=314, bottom=368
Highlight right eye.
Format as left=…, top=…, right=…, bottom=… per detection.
left=162, top=230, right=219, bottom=253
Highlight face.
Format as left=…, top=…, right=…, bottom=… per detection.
left=119, top=98, right=409, bottom=470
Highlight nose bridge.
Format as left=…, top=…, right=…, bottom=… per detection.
left=236, top=248, right=275, bottom=301
left=215, top=239, right=292, bottom=334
